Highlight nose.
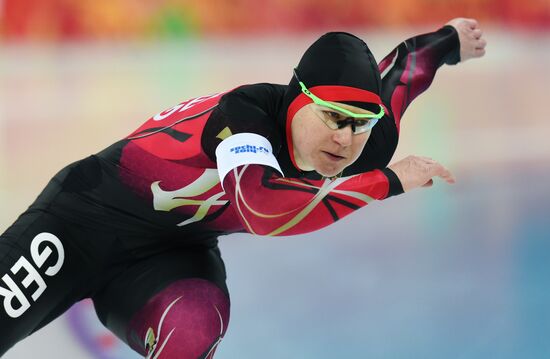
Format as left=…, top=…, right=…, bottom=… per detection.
left=332, top=125, right=353, bottom=147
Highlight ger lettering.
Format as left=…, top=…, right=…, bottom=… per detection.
left=0, top=233, right=65, bottom=318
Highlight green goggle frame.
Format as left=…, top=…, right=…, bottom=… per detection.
left=293, top=68, right=385, bottom=121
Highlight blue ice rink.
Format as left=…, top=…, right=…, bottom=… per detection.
left=218, top=164, right=550, bottom=358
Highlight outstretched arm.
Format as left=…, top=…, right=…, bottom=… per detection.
left=379, top=25, right=459, bottom=129
left=216, top=133, right=403, bottom=236
left=342, top=19, right=486, bottom=176
left=379, top=18, right=486, bottom=130
left=222, top=164, right=400, bottom=236
left=216, top=133, right=455, bottom=237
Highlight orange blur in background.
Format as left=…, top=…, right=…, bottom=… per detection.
left=1, top=0, right=549, bottom=41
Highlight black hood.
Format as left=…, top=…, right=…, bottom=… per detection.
left=276, top=32, right=382, bottom=175
left=282, top=32, right=381, bottom=121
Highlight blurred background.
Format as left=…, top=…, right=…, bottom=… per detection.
left=1, top=0, right=549, bottom=358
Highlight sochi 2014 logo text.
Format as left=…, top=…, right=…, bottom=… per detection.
left=0, top=232, right=64, bottom=318
left=230, top=144, right=269, bottom=154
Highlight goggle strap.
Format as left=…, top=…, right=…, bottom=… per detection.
left=294, top=73, right=384, bottom=119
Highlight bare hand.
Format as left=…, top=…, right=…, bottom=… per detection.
left=387, top=156, right=456, bottom=192
left=446, top=18, right=487, bottom=62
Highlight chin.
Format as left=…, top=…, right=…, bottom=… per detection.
left=315, top=165, right=345, bottom=178
left=310, top=155, right=350, bottom=177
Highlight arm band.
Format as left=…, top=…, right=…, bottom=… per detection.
left=215, top=133, right=283, bottom=188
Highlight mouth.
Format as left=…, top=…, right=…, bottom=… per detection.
left=322, top=151, right=346, bottom=161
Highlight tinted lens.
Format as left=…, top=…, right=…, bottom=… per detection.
left=311, top=105, right=377, bottom=134
left=311, top=105, right=343, bottom=129
left=352, top=118, right=378, bottom=134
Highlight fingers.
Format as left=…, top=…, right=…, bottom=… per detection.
left=448, top=17, right=487, bottom=62
left=467, top=23, right=486, bottom=56
left=466, top=18, right=479, bottom=29
left=477, top=38, right=487, bottom=49
left=473, top=37, right=487, bottom=58
left=436, top=165, right=456, bottom=184
left=388, top=155, right=456, bottom=192
left=425, top=158, right=456, bottom=184
left=472, top=28, right=482, bottom=40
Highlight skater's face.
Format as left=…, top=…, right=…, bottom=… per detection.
left=291, top=102, right=372, bottom=177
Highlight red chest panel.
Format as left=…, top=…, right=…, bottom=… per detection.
left=127, top=92, right=227, bottom=161
left=118, top=91, right=244, bottom=233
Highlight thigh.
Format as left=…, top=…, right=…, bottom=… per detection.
left=92, top=245, right=230, bottom=358
left=0, top=210, right=99, bottom=356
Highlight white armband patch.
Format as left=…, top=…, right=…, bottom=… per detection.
left=215, top=133, right=284, bottom=186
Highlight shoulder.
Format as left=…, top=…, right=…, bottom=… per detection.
left=214, top=82, right=286, bottom=139
left=219, top=83, right=286, bottom=117
left=202, top=83, right=287, bottom=160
